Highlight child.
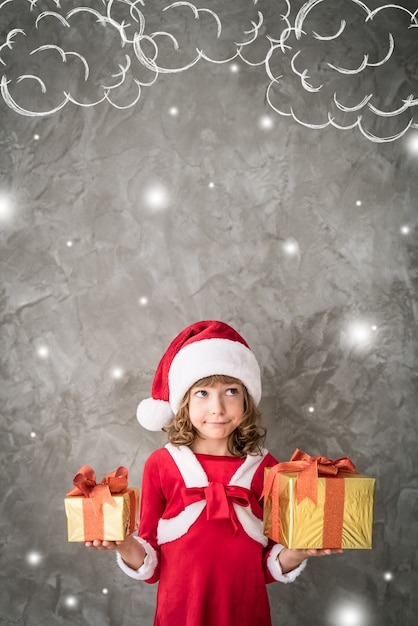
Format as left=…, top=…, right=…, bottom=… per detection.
left=86, top=320, right=342, bottom=626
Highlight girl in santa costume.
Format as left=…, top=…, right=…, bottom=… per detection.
left=86, top=320, right=342, bottom=626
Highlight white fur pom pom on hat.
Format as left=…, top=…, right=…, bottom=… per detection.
left=136, top=320, right=262, bottom=431
left=136, top=397, right=174, bottom=431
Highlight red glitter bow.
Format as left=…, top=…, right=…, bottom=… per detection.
left=67, top=465, right=129, bottom=514
left=181, top=483, right=252, bottom=533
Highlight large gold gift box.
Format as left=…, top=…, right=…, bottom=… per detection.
left=65, top=465, right=139, bottom=542
left=263, top=450, right=376, bottom=550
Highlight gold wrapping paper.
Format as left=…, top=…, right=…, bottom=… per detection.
left=263, top=471, right=375, bottom=549
left=65, top=488, right=139, bottom=542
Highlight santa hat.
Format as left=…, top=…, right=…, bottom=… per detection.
left=137, top=320, right=262, bottom=431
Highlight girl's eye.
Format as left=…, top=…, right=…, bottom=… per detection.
left=226, top=387, right=239, bottom=396
left=195, top=390, right=208, bottom=398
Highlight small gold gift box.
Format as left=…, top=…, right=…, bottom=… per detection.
left=65, top=465, right=139, bottom=542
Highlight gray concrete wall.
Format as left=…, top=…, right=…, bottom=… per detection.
left=0, top=1, right=417, bottom=625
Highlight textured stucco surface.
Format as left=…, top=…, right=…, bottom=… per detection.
left=0, top=1, right=417, bottom=625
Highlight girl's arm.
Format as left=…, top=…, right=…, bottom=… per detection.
left=85, top=451, right=166, bottom=582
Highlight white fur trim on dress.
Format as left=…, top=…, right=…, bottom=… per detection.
left=157, top=501, right=207, bottom=544
left=229, top=448, right=268, bottom=488
left=116, top=536, right=159, bottom=580
left=158, top=444, right=268, bottom=546
left=230, top=448, right=269, bottom=547
left=165, top=443, right=210, bottom=487
left=234, top=504, right=268, bottom=546
left=157, top=445, right=209, bottom=545
left=168, top=338, right=262, bottom=413
left=266, top=543, right=307, bottom=583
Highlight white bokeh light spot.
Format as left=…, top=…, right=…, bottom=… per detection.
left=400, top=225, right=410, bottom=235
left=26, top=550, right=43, bottom=566
left=327, top=600, right=370, bottom=626
left=282, top=238, right=299, bottom=256
left=0, top=192, right=13, bottom=222
left=208, top=181, right=215, bottom=188
left=259, top=115, right=274, bottom=130
left=64, top=595, right=78, bottom=609
left=347, top=322, right=372, bottom=346
left=37, top=345, right=49, bottom=359
left=383, top=571, right=394, bottom=581
left=308, top=406, right=315, bottom=413
left=66, top=240, right=73, bottom=247
left=169, top=106, right=178, bottom=116
left=139, top=296, right=148, bottom=306
left=111, top=367, right=124, bottom=380
left=30, top=431, right=37, bottom=438
left=406, top=132, right=418, bottom=155
left=356, top=200, right=362, bottom=206
left=143, top=183, right=169, bottom=211
left=230, top=63, right=239, bottom=73
left=33, top=133, right=40, bottom=141
left=102, top=588, right=109, bottom=595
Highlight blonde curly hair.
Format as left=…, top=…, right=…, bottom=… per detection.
left=164, top=374, right=266, bottom=457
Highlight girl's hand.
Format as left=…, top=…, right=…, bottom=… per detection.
left=278, top=547, right=343, bottom=574
left=85, top=540, right=123, bottom=551
left=299, top=548, right=344, bottom=558
left=85, top=534, right=146, bottom=570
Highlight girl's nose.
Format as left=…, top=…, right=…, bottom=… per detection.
left=210, top=393, right=225, bottom=414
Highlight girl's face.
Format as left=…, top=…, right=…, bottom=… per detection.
left=188, top=380, right=245, bottom=451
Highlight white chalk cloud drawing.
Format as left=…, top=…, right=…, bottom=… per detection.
left=266, top=0, right=418, bottom=143
left=0, top=0, right=268, bottom=114
left=0, top=0, right=417, bottom=142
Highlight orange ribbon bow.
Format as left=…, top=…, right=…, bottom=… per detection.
left=67, top=465, right=129, bottom=515
left=261, top=449, right=357, bottom=547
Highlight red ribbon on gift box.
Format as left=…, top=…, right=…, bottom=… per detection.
left=261, top=449, right=357, bottom=548
left=67, top=466, right=136, bottom=541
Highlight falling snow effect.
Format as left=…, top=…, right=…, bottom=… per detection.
left=1, top=2, right=417, bottom=626
left=0, top=0, right=417, bottom=141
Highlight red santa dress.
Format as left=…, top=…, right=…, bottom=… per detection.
left=117, top=444, right=306, bottom=626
